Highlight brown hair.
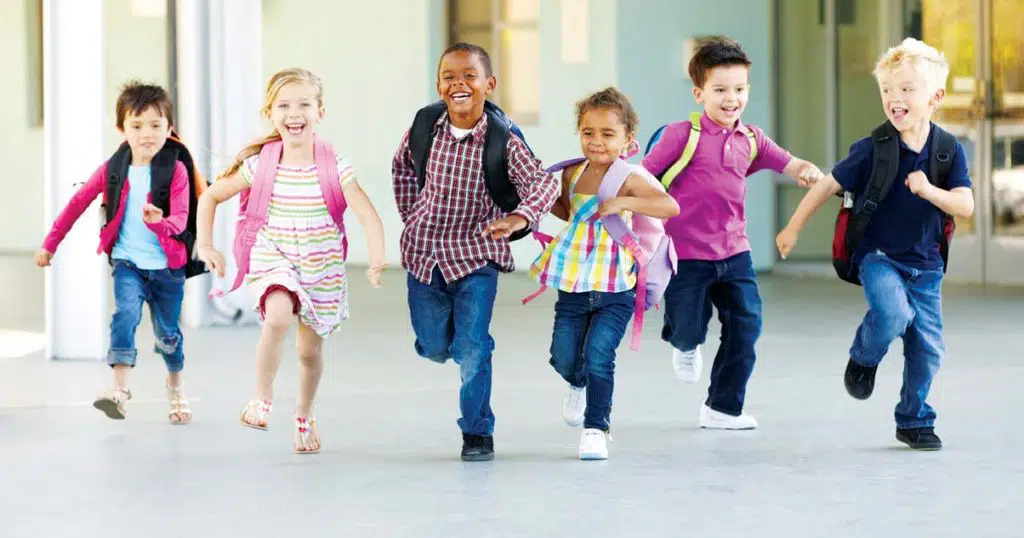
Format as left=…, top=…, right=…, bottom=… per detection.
left=687, top=36, right=751, bottom=89
left=115, top=81, right=174, bottom=130
left=575, top=87, right=639, bottom=135
left=218, top=67, right=325, bottom=180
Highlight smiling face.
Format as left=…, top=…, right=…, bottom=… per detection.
left=437, top=49, right=496, bottom=129
left=119, top=106, right=172, bottom=165
left=876, top=64, right=943, bottom=132
left=578, top=107, right=633, bottom=166
left=693, top=64, right=750, bottom=128
left=269, top=81, right=323, bottom=146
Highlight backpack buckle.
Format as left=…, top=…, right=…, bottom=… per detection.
left=936, top=152, right=951, bottom=163
left=863, top=199, right=878, bottom=211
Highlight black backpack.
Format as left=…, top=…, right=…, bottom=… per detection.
left=103, top=135, right=208, bottom=278
left=408, top=99, right=534, bottom=241
left=832, top=121, right=957, bottom=285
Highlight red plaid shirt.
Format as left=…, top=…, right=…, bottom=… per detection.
left=393, top=112, right=559, bottom=284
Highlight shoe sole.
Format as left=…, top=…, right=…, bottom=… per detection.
left=896, top=434, right=942, bottom=451
left=579, top=452, right=608, bottom=460
left=461, top=453, right=495, bottom=462
left=564, top=417, right=584, bottom=428
left=700, top=423, right=757, bottom=430
left=93, top=399, right=125, bottom=420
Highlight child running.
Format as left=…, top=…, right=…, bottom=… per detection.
left=531, top=87, right=679, bottom=460
left=196, top=67, right=386, bottom=454
left=37, top=81, right=199, bottom=424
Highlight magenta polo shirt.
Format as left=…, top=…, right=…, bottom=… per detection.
left=642, top=112, right=793, bottom=261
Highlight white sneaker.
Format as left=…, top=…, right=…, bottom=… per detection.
left=578, top=428, right=609, bottom=460
left=699, top=404, right=758, bottom=430
left=562, top=385, right=585, bottom=427
left=672, top=346, right=703, bottom=382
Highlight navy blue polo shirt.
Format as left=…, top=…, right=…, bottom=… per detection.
left=832, top=123, right=971, bottom=271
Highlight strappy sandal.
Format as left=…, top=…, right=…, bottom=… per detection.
left=294, top=415, right=321, bottom=454
left=93, top=388, right=132, bottom=420
left=166, top=382, right=192, bottom=425
left=240, top=399, right=272, bottom=430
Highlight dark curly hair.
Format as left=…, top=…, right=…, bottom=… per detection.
left=575, top=87, right=639, bottom=135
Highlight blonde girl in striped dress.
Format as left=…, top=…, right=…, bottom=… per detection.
left=196, top=68, right=385, bottom=454
left=530, top=88, right=678, bottom=461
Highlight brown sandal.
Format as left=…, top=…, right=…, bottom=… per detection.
left=93, top=388, right=132, bottom=420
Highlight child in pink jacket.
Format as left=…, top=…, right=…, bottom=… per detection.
left=37, top=82, right=194, bottom=424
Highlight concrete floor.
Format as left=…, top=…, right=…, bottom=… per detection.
left=1, top=256, right=1022, bottom=537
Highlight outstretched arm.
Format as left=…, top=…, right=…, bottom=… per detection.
left=194, top=172, right=248, bottom=277
left=343, top=180, right=387, bottom=287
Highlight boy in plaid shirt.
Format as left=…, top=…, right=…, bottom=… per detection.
left=392, top=43, right=559, bottom=461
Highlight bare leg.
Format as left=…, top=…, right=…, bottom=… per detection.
left=294, top=322, right=323, bottom=453
left=241, top=290, right=294, bottom=428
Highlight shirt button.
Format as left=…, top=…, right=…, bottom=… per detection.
left=726, top=144, right=730, bottom=150
left=722, top=129, right=728, bottom=134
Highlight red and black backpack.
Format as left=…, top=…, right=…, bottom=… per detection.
left=832, top=121, right=957, bottom=285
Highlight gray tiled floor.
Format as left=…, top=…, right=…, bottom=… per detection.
left=1, top=259, right=1022, bottom=537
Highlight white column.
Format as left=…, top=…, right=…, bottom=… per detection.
left=177, top=0, right=264, bottom=326
left=43, top=0, right=107, bottom=360
left=175, top=0, right=212, bottom=328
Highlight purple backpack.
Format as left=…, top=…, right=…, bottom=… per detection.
left=528, top=157, right=677, bottom=350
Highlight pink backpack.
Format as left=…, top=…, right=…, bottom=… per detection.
left=527, top=157, right=678, bottom=350
left=211, top=137, right=348, bottom=297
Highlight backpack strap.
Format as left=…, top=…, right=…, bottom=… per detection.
left=215, top=141, right=282, bottom=297
left=104, top=143, right=133, bottom=223
left=741, top=126, right=758, bottom=164
left=845, top=121, right=901, bottom=257
left=482, top=101, right=519, bottom=213
left=149, top=143, right=179, bottom=226
left=928, top=125, right=956, bottom=189
left=409, top=101, right=448, bottom=191
left=313, top=137, right=349, bottom=260
left=660, top=111, right=703, bottom=190
left=596, top=159, right=649, bottom=351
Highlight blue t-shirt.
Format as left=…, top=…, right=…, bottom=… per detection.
left=111, top=166, right=168, bottom=270
left=831, top=123, right=972, bottom=271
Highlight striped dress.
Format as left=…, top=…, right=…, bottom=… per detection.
left=530, top=162, right=637, bottom=293
left=240, top=154, right=356, bottom=337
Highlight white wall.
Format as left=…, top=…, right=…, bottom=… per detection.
left=0, top=0, right=44, bottom=252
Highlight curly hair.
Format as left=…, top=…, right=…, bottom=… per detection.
left=575, top=87, right=639, bottom=135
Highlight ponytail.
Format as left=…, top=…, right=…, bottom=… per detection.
left=218, top=130, right=282, bottom=180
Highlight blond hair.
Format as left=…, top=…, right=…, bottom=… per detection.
left=219, top=67, right=325, bottom=180
left=873, top=38, right=950, bottom=93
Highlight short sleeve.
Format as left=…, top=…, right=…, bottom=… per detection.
left=945, top=141, right=972, bottom=190
left=337, top=155, right=358, bottom=188
left=238, top=154, right=260, bottom=186
left=831, top=137, right=874, bottom=194
left=746, top=126, right=793, bottom=176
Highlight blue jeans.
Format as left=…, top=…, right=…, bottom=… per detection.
left=108, top=260, right=186, bottom=373
left=661, top=251, right=762, bottom=416
left=549, top=289, right=634, bottom=432
left=406, top=263, right=499, bottom=436
left=850, top=252, right=945, bottom=429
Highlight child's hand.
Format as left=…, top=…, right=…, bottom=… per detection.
left=796, top=163, right=825, bottom=187
left=905, top=171, right=932, bottom=196
left=366, top=260, right=386, bottom=288
left=776, top=227, right=799, bottom=259
left=34, top=249, right=53, bottom=267
left=196, top=245, right=226, bottom=278
left=142, top=203, right=164, bottom=224
left=598, top=197, right=631, bottom=217
left=482, top=214, right=528, bottom=240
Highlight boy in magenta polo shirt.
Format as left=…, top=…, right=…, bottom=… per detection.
left=643, top=37, right=824, bottom=429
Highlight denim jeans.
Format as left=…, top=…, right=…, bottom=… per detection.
left=406, top=263, right=499, bottom=436
left=850, top=252, right=945, bottom=429
left=661, top=251, right=762, bottom=416
left=108, top=260, right=186, bottom=373
left=549, top=289, right=634, bottom=432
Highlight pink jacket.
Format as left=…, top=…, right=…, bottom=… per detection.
left=42, top=161, right=190, bottom=269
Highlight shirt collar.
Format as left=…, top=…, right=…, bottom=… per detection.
left=897, top=122, right=935, bottom=168
left=434, top=109, right=490, bottom=143
left=699, top=111, right=751, bottom=137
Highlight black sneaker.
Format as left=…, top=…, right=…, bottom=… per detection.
left=896, top=427, right=943, bottom=450
left=461, top=434, right=495, bottom=462
left=844, top=358, right=877, bottom=400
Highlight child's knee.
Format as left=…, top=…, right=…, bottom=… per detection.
left=261, top=288, right=296, bottom=331
left=154, top=333, right=182, bottom=356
